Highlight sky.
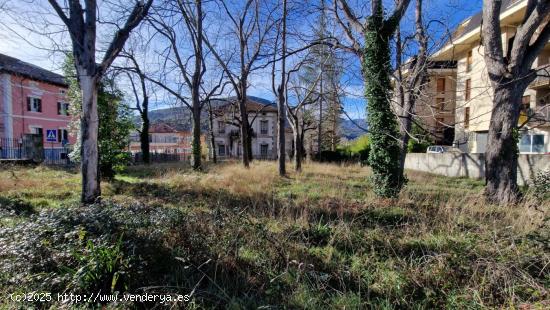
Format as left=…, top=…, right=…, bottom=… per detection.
left=0, top=0, right=482, bottom=120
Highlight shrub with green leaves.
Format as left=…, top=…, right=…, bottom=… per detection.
left=530, top=169, right=550, bottom=201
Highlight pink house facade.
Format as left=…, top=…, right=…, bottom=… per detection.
left=0, top=54, right=75, bottom=153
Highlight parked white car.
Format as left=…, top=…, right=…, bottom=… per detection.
left=426, top=145, right=462, bottom=154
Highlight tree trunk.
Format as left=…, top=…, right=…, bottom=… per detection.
left=238, top=93, right=250, bottom=168
left=362, top=4, right=404, bottom=198
left=398, top=94, right=413, bottom=181
left=277, top=0, right=287, bottom=176
left=207, top=103, right=217, bottom=163
left=277, top=95, right=286, bottom=174
left=140, top=96, right=150, bottom=164
left=80, top=75, right=100, bottom=203
left=294, top=131, right=303, bottom=172
left=191, top=102, right=202, bottom=170
left=318, top=75, right=323, bottom=156
left=484, top=85, right=523, bottom=203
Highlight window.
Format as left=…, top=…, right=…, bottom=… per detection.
left=465, top=79, right=471, bottom=101
left=436, top=118, right=445, bottom=134
left=260, top=144, right=269, bottom=156
left=57, top=129, right=69, bottom=143
left=57, top=102, right=70, bottom=115
left=466, top=50, right=473, bottom=72
left=218, top=121, right=225, bottom=134
left=218, top=144, right=226, bottom=156
left=436, top=78, right=446, bottom=93
left=475, top=132, right=488, bottom=153
left=464, top=107, right=470, bottom=129
left=436, top=98, right=445, bottom=110
left=519, top=133, right=545, bottom=153
left=27, top=97, right=42, bottom=112
left=31, top=126, right=43, bottom=138
left=521, top=95, right=531, bottom=111
left=260, top=120, right=268, bottom=135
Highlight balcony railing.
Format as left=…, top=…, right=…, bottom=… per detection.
left=530, top=64, right=550, bottom=89
left=519, top=106, right=550, bottom=126
left=529, top=75, right=550, bottom=89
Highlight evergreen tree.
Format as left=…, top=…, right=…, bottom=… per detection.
left=301, top=0, right=343, bottom=154
left=64, top=55, right=133, bottom=179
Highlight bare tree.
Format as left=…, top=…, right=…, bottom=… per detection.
left=482, top=0, right=550, bottom=204
left=202, top=0, right=278, bottom=168
left=145, top=0, right=210, bottom=170
left=272, top=0, right=288, bottom=176
left=282, top=56, right=323, bottom=172
left=47, top=0, right=152, bottom=203
left=393, top=0, right=428, bottom=184
left=117, top=46, right=152, bottom=164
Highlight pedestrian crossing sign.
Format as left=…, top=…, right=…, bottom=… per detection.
left=46, top=129, right=57, bottom=142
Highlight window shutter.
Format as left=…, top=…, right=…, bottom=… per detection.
left=27, top=97, right=31, bottom=111
left=58, top=129, right=62, bottom=142
left=37, top=99, right=42, bottom=112
left=57, top=102, right=61, bottom=115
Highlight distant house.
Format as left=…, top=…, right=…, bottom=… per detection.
left=0, top=53, right=74, bottom=160
left=129, top=122, right=205, bottom=157
left=210, top=97, right=293, bottom=160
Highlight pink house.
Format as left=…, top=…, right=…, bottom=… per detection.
left=0, top=54, right=75, bottom=153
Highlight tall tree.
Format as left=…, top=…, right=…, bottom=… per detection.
left=147, top=0, right=209, bottom=170
left=301, top=0, right=342, bottom=155
left=64, top=56, right=133, bottom=180
left=118, top=47, right=152, bottom=165
left=482, top=0, right=550, bottom=203
left=334, top=0, right=411, bottom=198
left=47, top=0, right=152, bottom=203
left=202, top=0, right=278, bottom=168
left=393, top=0, right=428, bottom=187
left=273, top=0, right=288, bottom=176
left=286, top=60, right=323, bottom=172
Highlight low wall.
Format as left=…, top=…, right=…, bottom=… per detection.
left=404, top=153, right=550, bottom=185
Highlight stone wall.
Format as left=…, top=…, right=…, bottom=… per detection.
left=404, top=153, right=550, bottom=185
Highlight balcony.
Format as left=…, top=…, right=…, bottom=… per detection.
left=529, top=75, right=550, bottom=90
left=529, top=65, right=550, bottom=90
left=519, top=106, right=550, bottom=127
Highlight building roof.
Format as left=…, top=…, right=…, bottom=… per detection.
left=212, top=96, right=278, bottom=113
left=150, top=123, right=178, bottom=133
left=448, top=0, right=524, bottom=42
left=0, top=53, right=67, bottom=87
left=433, top=0, right=527, bottom=61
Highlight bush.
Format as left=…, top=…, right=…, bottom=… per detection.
left=530, top=169, right=550, bottom=201
left=327, top=134, right=370, bottom=164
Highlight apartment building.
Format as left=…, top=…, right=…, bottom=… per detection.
left=398, top=61, right=458, bottom=145
left=431, top=0, right=550, bottom=153
left=210, top=97, right=293, bottom=160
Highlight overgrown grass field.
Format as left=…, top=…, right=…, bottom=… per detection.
left=0, top=161, right=548, bottom=309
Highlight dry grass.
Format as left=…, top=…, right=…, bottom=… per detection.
left=1, top=161, right=548, bottom=308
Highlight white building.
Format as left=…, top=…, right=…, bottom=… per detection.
left=210, top=97, right=294, bottom=160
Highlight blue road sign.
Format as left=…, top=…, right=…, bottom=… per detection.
left=46, top=129, right=57, bottom=142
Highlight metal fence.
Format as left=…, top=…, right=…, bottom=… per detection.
left=132, top=152, right=190, bottom=164
left=0, top=136, right=72, bottom=165
left=0, top=137, right=24, bottom=159
left=44, top=147, right=72, bottom=165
